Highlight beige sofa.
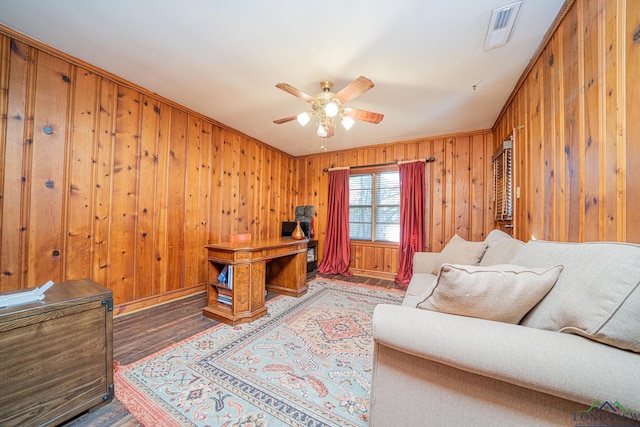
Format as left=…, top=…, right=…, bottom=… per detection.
left=370, top=230, right=640, bottom=426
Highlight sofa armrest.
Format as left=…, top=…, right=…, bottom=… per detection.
left=372, top=304, right=640, bottom=411
left=412, top=251, right=439, bottom=274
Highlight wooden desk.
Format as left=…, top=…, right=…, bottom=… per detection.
left=203, top=238, right=308, bottom=325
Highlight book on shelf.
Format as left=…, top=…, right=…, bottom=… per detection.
left=216, top=264, right=233, bottom=289
left=217, top=295, right=232, bottom=306
left=218, top=287, right=232, bottom=297
left=217, top=265, right=228, bottom=284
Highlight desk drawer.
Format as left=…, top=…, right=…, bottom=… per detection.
left=265, top=246, right=303, bottom=258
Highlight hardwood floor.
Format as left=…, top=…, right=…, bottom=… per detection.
left=113, top=293, right=214, bottom=365
left=62, top=273, right=401, bottom=426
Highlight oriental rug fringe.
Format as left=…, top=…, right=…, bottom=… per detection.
left=114, top=279, right=403, bottom=427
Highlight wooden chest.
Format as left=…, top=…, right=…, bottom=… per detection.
left=0, top=279, right=113, bottom=427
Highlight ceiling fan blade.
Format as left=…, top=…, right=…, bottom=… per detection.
left=275, top=83, right=315, bottom=103
left=273, top=115, right=297, bottom=124
left=333, top=76, right=375, bottom=104
left=343, top=107, right=384, bottom=124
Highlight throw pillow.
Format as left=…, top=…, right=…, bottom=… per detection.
left=431, top=234, right=488, bottom=274
left=513, top=240, right=640, bottom=353
left=417, top=263, right=564, bottom=324
left=479, top=230, right=525, bottom=266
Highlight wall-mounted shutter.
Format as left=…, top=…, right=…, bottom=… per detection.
left=493, top=140, right=513, bottom=221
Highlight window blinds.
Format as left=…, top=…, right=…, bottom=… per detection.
left=493, top=146, right=513, bottom=221
left=348, top=171, right=400, bottom=242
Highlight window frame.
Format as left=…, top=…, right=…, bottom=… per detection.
left=348, top=165, right=400, bottom=244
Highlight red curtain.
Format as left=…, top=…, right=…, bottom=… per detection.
left=395, top=161, right=425, bottom=286
left=318, top=169, right=352, bottom=276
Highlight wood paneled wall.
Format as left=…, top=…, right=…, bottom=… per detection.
left=4, top=0, right=637, bottom=300
left=494, top=0, right=640, bottom=244
left=0, top=33, right=296, bottom=312
left=295, top=132, right=496, bottom=278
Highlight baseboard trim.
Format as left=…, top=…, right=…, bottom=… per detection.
left=113, top=285, right=206, bottom=317
left=349, top=268, right=396, bottom=281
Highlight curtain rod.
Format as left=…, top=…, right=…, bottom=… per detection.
left=322, top=157, right=436, bottom=173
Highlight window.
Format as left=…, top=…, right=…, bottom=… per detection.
left=493, top=140, right=513, bottom=221
left=349, top=171, right=400, bottom=243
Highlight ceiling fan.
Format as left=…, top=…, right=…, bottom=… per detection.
left=273, top=76, right=384, bottom=138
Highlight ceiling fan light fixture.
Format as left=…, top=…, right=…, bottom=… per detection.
left=296, top=111, right=311, bottom=126
left=341, top=116, right=355, bottom=130
left=274, top=76, right=383, bottom=140
left=317, top=124, right=328, bottom=137
left=324, top=101, right=339, bottom=117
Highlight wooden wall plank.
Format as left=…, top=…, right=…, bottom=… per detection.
left=110, top=85, right=140, bottom=303
left=209, top=126, right=223, bottom=243
left=553, top=30, right=567, bottom=242
left=198, top=122, right=212, bottom=285
left=280, top=156, right=297, bottom=224
left=135, top=95, right=160, bottom=298
left=28, top=52, right=70, bottom=286
left=254, top=143, right=267, bottom=240
left=152, top=100, right=171, bottom=296
left=443, top=138, right=455, bottom=240
left=66, top=67, right=98, bottom=281
left=229, top=134, right=240, bottom=231
left=0, top=36, right=10, bottom=291
left=237, top=136, right=250, bottom=232
left=453, top=136, right=470, bottom=239
left=184, top=115, right=202, bottom=288
left=625, top=0, right=640, bottom=243
left=529, top=63, right=544, bottom=240
left=582, top=0, right=603, bottom=242
left=278, top=155, right=288, bottom=224
left=1, top=38, right=30, bottom=291
left=517, top=81, right=531, bottom=239
left=541, top=40, right=556, bottom=241
left=603, top=0, right=620, bottom=241
left=270, top=149, right=281, bottom=236
left=165, top=107, right=187, bottom=292
left=239, top=134, right=252, bottom=236
left=431, top=139, right=446, bottom=252
left=219, top=131, right=233, bottom=240
left=91, top=78, right=116, bottom=288
left=470, top=134, right=488, bottom=241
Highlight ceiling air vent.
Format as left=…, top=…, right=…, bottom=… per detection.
left=484, top=1, right=522, bottom=50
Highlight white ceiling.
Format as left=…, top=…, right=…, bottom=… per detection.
left=0, top=0, right=564, bottom=157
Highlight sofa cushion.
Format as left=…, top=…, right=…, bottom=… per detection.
left=402, top=272, right=437, bottom=307
left=513, top=240, right=640, bottom=353
left=479, top=229, right=525, bottom=266
left=432, top=234, right=487, bottom=274
left=417, top=263, right=563, bottom=324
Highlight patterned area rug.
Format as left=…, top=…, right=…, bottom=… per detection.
left=114, top=279, right=404, bottom=426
